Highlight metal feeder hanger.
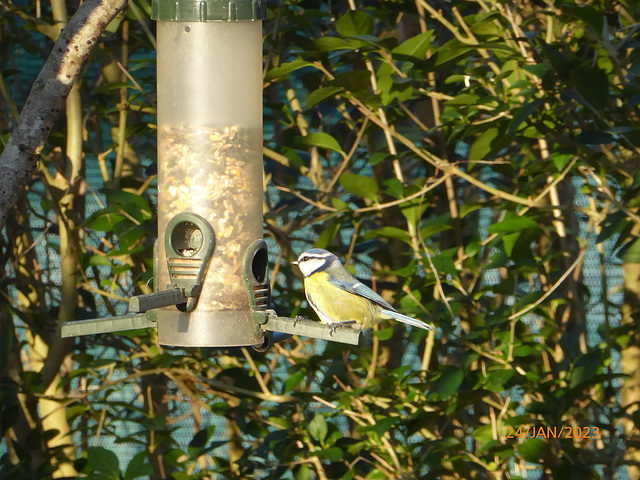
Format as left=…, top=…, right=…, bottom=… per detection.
left=61, top=0, right=362, bottom=349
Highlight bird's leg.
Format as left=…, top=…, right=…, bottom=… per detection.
left=329, top=320, right=357, bottom=336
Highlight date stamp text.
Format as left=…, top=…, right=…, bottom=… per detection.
left=506, top=426, right=600, bottom=440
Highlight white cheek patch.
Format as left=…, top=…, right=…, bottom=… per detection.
left=299, top=257, right=325, bottom=276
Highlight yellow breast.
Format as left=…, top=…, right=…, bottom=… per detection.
left=304, top=272, right=379, bottom=329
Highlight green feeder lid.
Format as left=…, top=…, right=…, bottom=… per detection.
left=152, top=0, right=266, bottom=21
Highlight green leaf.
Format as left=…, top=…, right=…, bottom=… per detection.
left=551, top=153, right=573, bottom=171
left=359, top=417, right=399, bottom=438
left=430, top=366, right=463, bottom=399
left=383, top=178, right=403, bottom=198
left=562, top=4, right=603, bottom=33
left=469, top=127, right=500, bottom=160
left=339, top=173, right=379, bottom=202
left=363, top=226, right=411, bottom=244
left=314, top=37, right=354, bottom=52
left=331, top=197, right=351, bottom=211
left=315, top=220, right=341, bottom=249
left=103, top=189, right=152, bottom=217
left=570, top=351, right=601, bottom=388
left=431, top=249, right=459, bottom=277
left=84, top=208, right=126, bottom=232
left=569, top=66, right=608, bottom=112
left=518, top=438, right=546, bottom=463
left=469, top=13, right=503, bottom=37
left=87, top=447, right=121, bottom=480
left=420, top=213, right=453, bottom=238
left=623, top=237, right=640, bottom=264
left=299, top=132, right=346, bottom=157
left=124, top=451, right=153, bottom=480
left=93, top=82, right=137, bottom=94
left=523, top=63, right=552, bottom=80
left=115, top=224, right=147, bottom=254
left=507, top=99, right=540, bottom=134
left=487, top=212, right=538, bottom=234
left=484, top=369, right=514, bottom=393
left=369, top=152, right=389, bottom=166
left=295, top=464, right=312, bottom=480
left=433, top=39, right=476, bottom=66
left=630, top=60, right=640, bottom=77
left=400, top=198, right=427, bottom=226
left=378, top=72, right=414, bottom=106
left=307, top=86, right=343, bottom=108
left=284, top=370, right=305, bottom=392
left=88, top=255, right=112, bottom=267
left=65, top=403, right=90, bottom=420
left=392, top=31, right=432, bottom=60
left=265, top=59, right=315, bottom=82
left=316, top=446, right=344, bottom=461
left=465, top=240, right=481, bottom=258
left=331, top=70, right=372, bottom=91
left=445, top=93, right=480, bottom=106
left=335, top=10, right=373, bottom=36
left=309, top=413, right=328, bottom=443
left=502, top=232, right=520, bottom=258
left=372, top=326, right=393, bottom=340
left=188, top=426, right=216, bottom=458
left=460, top=203, right=483, bottom=218
left=471, top=424, right=495, bottom=451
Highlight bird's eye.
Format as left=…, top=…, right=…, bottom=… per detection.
left=302, top=256, right=309, bottom=262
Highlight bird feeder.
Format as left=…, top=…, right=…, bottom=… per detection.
left=60, top=0, right=362, bottom=348
left=152, top=0, right=265, bottom=347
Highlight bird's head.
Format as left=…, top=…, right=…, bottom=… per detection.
left=292, top=249, right=341, bottom=277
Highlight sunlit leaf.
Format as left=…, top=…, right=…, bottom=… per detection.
left=314, top=37, right=354, bottom=52
left=309, top=413, right=328, bottom=443
left=623, top=237, right=640, bottom=264
left=518, top=438, right=546, bottom=464
left=339, top=173, right=379, bottom=202
left=363, top=226, right=411, bottom=244
left=487, top=212, right=538, bottom=234
left=284, top=370, right=305, bottom=392
left=469, top=127, right=500, bottom=159
left=392, top=31, right=433, bottom=60
left=265, top=59, right=315, bottom=82
left=298, top=132, right=346, bottom=157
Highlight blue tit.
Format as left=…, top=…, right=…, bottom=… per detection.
left=292, top=248, right=434, bottom=333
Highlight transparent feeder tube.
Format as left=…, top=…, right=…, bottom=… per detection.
left=156, top=20, right=263, bottom=347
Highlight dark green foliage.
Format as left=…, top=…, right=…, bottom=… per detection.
left=1, top=0, right=639, bottom=479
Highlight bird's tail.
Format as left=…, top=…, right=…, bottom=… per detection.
left=381, top=309, right=434, bottom=332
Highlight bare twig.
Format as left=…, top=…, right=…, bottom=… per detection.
left=508, top=246, right=587, bottom=320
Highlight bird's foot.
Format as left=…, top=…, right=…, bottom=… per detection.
left=293, top=315, right=304, bottom=327
left=329, top=321, right=357, bottom=336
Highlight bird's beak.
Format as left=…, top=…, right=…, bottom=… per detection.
left=292, top=260, right=299, bottom=266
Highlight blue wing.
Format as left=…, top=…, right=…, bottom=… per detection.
left=327, top=276, right=396, bottom=311
left=327, top=275, right=435, bottom=331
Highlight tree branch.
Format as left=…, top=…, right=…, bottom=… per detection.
left=0, top=0, right=128, bottom=228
